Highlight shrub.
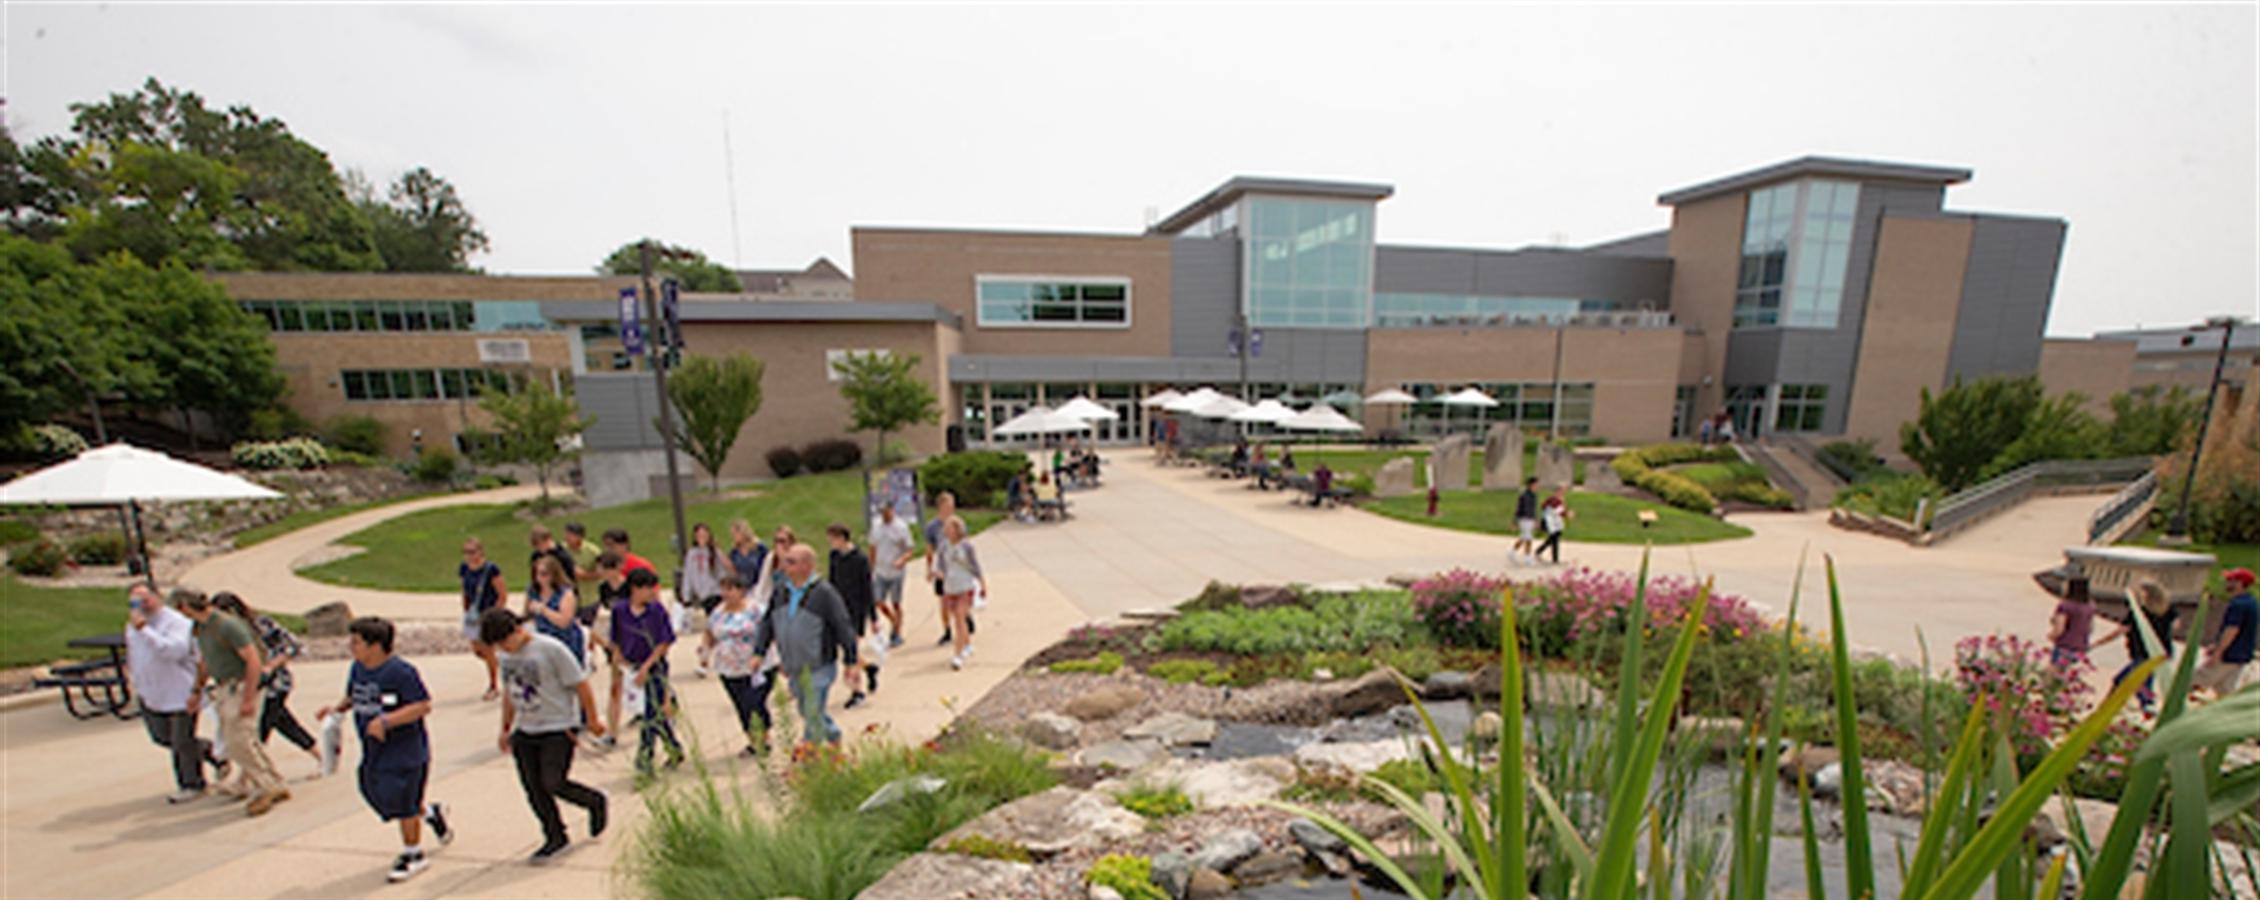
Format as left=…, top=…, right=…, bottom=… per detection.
left=247, top=407, right=312, bottom=441
left=31, top=424, right=87, bottom=459
left=1338, top=472, right=1375, bottom=498
left=1816, top=439, right=1887, bottom=481
left=1516, top=566, right=1767, bottom=658
left=1722, top=481, right=1795, bottom=509
left=1085, top=854, right=1170, bottom=900
left=1368, top=757, right=1441, bottom=797
left=8, top=539, right=70, bottom=576
left=766, top=445, right=805, bottom=478
left=938, top=834, right=1033, bottom=863
left=0, top=519, right=39, bottom=546
left=1833, top=472, right=1944, bottom=524
left=326, top=449, right=387, bottom=468
left=1629, top=468, right=1717, bottom=513
left=231, top=438, right=330, bottom=470
left=411, top=447, right=458, bottom=483
left=800, top=438, right=864, bottom=474
left=1114, top=783, right=1194, bottom=819
left=1610, top=443, right=1732, bottom=513
left=323, top=414, right=388, bottom=456
left=1410, top=569, right=1508, bottom=648
left=1049, top=651, right=1123, bottom=675
left=1145, top=658, right=1227, bottom=685
left=918, top=450, right=1031, bottom=508
left=1152, top=589, right=1419, bottom=656
left=66, top=533, right=128, bottom=566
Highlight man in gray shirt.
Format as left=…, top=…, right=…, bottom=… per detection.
left=484, top=609, right=608, bottom=864
left=868, top=505, right=916, bottom=648
left=751, top=544, right=859, bottom=745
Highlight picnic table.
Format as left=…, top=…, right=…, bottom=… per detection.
left=36, top=633, right=134, bottom=720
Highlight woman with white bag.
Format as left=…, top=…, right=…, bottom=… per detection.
left=935, top=516, right=987, bottom=671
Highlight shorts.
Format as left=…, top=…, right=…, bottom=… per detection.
left=358, top=761, right=429, bottom=821
left=2193, top=660, right=2251, bottom=694
left=874, top=573, right=905, bottom=605
left=1516, top=518, right=1537, bottom=541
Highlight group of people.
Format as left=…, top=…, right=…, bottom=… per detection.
left=1696, top=409, right=1741, bottom=445
left=122, top=493, right=996, bottom=884
left=2044, top=566, right=2257, bottom=711
left=1510, top=476, right=1573, bottom=565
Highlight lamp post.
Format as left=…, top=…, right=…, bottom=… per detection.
left=638, top=242, right=692, bottom=577
left=2163, top=316, right=2239, bottom=544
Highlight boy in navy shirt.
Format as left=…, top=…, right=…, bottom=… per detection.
left=317, top=617, right=454, bottom=883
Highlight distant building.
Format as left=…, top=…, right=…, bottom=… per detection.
left=728, top=258, right=853, bottom=301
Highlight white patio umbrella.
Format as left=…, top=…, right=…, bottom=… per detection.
left=1163, top=387, right=1226, bottom=414
left=1320, top=389, right=1364, bottom=409
left=1191, top=395, right=1252, bottom=419
left=1364, top=388, right=1419, bottom=405
left=1137, top=389, right=1185, bottom=409
left=0, top=443, right=283, bottom=583
left=1439, top=387, right=1500, bottom=408
left=1054, top=396, right=1121, bottom=422
left=1228, top=399, right=1299, bottom=424
left=1281, top=405, right=1365, bottom=433
left=991, top=406, right=1095, bottom=437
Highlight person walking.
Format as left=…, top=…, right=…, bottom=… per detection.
left=935, top=516, right=988, bottom=671
left=826, top=523, right=880, bottom=708
left=523, top=555, right=586, bottom=670
left=486, top=609, right=608, bottom=864
left=2046, top=576, right=2098, bottom=668
left=750, top=544, right=859, bottom=745
left=704, top=574, right=775, bottom=755
left=926, top=492, right=975, bottom=644
left=585, top=552, right=630, bottom=749
left=1511, top=477, right=1541, bottom=563
left=561, top=522, right=601, bottom=591
left=2195, top=567, right=2257, bottom=695
left=315, top=617, right=453, bottom=883
left=211, top=592, right=322, bottom=778
left=2097, top=579, right=2178, bottom=712
left=180, top=590, right=289, bottom=816
left=727, top=520, right=769, bottom=594
left=460, top=538, right=506, bottom=701
left=1535, top=487, right=1571, bottom=566
left=682, top=523, right=725, bottom=677
left=125, top=584, right=223, bottom=803
left=612, top=568, right=684, bottom=774
left=601, top=528, right=657, bottom=576
left=869, top=505, right=915, bottom=648
left=528, top=525, right=578, bottom=588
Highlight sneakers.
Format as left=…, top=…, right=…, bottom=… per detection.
left=949, top=653, right=965, bottom=671
left=426, top=802, right=454, bottom=846
left=166, top=787, right=204, bottom=804
left=529, top=840, right=572, bottom=865
left=937, top=630, right=952, bottom=646
left=388, top=849, right=429, bottom=882
left=589, top=794, right=609, bottom=839
left=844, top=692, right=868, bottom=710
left=888, top=632, right=904, bottom=649
left=246, top=789, right=290, bottom=817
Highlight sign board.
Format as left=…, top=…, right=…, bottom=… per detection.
left=661, top=279, right=683, bottom=349
left=477, top=338, right=532, bottom=364
left=618, top=287, right=645, bottom=356
left=864, top=467, right=924, bottom=533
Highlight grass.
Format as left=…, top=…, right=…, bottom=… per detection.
left=0, top=573, right=304, bottom=668
left=1297, top=447, right=1586, bottom=489
left=1673, top=461, right=1769, bottom=492
left=2120, top=530, right=2260, bottom=597
left=231, top=490, right=446, bottom=548
left=299, top=469, right=1001, bottom=592
left=1363, top=489, right=1751, bottom=545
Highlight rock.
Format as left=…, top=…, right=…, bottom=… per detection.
left=1294, top=739, right=1413, bottom=775
left=1022, top=712, right=1083, bottom=750
left=1328, top=667, right=1410, bottom=718
left=1862, top=759, right=1930, bottom=817
left=1153, top=757, right=1294, bottom=807
left=1811, top=763, right=1844, bottom=799
left=930, top=786, right=1144, bottom=858
left=1237, top=585, right=1299, bottom=609
left=1234, top=851, right=1303, bottom=886
left=1289, top=818, right=1348, bottom=857
left=1124, top=712, right=1218, bottom=747
left=1186, top=868, right=1233, bottom=900
left=1192, top=828, right=1264, bottom=873
left=1432, top=434, right=1473, bottom=493
left=1151, top=851, right=1192, bottom=899
left=1676, top=715, right=1747, bottom=757
left=1310, top=668, right=1335, bottom=682
left=304, top=601, right=353, bottom=638
left=1482, top=424, right=1525, bottom=490
left=857, top=852, right=1038, bottom=900
left=1535, top=442, right=1575, bottom=489
left=1375, top=458, right=1416, bottom=498
left=1089, top=887, right=1124, bottom=900
left=1066, top=685, right=1147, bottom=721
left=1528, top=670, right=1607, bottom=710
left=1471, top=711, right=1503, bottom=742
left=1077, top=738, right=1169, bottom=771
left=1422, top=670, right=1475, bottom=699
left=1778, top=745, right=1841, bottom=782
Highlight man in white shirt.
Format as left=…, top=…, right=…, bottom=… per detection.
left=124, top=584, right=221, bottom=803
left=868, top=505, right=916, bottom=649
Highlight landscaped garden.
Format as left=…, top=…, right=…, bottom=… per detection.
left=1296, top=443, right=1587, bottom=490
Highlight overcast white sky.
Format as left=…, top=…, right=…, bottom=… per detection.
left=5, top=3, right=2253, bottom=335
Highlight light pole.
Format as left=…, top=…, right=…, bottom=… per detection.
left=2163, top=316, right=2239, bottom=543
left=638, top=242, right=692, bottom=577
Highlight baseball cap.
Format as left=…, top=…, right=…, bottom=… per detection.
left=2225, top=567, right=2256, bottom=586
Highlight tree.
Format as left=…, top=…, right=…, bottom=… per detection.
left=1979, top=391, right=2105, bottom=480
left=479, top=380, right=591, bottom=508
left=2102, top=386, right=2202, bottom=458
left=353, top=166, right=490, bottom=272
left=599, top=240, right=741, bottom=292
left=1900, top=374, right=2044, bottom=492
left=664, top=353, right=766, bottom=492
left=833, top=351, right=940, bottom=466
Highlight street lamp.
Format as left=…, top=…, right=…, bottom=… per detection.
left=2163, top=316, right=2240, bottom=543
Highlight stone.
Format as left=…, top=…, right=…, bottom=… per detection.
left=1234, top=851, right=1304, bottom=886
left=1151, top=851, right=1193, bottom=899
left=1811, top=762, right=1844, bottom=799
left=1862, top=759, right=1930, bottom=817
left=1066, top=685, right=1147, bottom=721
left=1432, top=434, right=1473, bottom=493
left=1375, top=458, right=1416, bottom=498
left=304, top=601, right=353, bottom=638
left=1124, top=711, right=1219, bottom=747
left=1384, top=572, right=1421, bottom=588
left=1422, top=670, right=1475, bottom=700
left=1676, top=715, right=1747, bottom=757
left=1535, top=442, right=1575, bottom=489
left=857, top=852, right=1038, bottom=900
left=1076, top=739, right=1169, bottom=772
left=1192, top=828, right=1264, bottom=873
left=1527, top=670, right=1607, bottom=710
left=1289, top=818, right=1348, bottom=857
left=1579, top=450, right=1623, bottom=491
left=1154, top=757, right=1294, bottom=807
left=1471, top=710, right=1503, bottom=742
left=1310, top=668, right=1336, bottom=682
left=1328, top=667, right=1410, bottom=718
left=930, top=786, right=1145, bottom=858
left=1237, top=585, right=1299, bottom=609
left=1778, top=745, right=1841, bottom=782
left=1482, top=424, right=1525, bottom=490
left=1022, top=712, right=1082, bottom=750
left=1089, top=886, right=1124, bottom=900
left=1186, top=868, right=1233, bottom=900
left=1293, top=739, right=1413, bottom=775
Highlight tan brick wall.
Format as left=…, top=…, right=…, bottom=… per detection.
left=2038, top=338, right=2138, bottom=416
left=269, top=333, right=575, bottom=456
left=1364, top=327, right=1685, bottom=443
left=1663, top=193, right=1746, bottom=417
left=1841, top=216, right=1974, bottom=445
left=215, top=272, right=633, bottom=301
left=851, top=228, right=1174, bottom=357
left=675, top=320, right=953, bottom=479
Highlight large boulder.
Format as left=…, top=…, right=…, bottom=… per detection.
left=1422, top=670, right=1475, bottom=700
left=1327, top=667, right=1410, bottom=718
left=1374, top=458, right=1416, bottom=498
left=1123, top=711, right=1218, bottom=747
left=858, top=852, right=1038, bottom=900
left=1527, top=670, right=1607, bottom=710
left=1535, top=442, right=1575, bottom=490
left=1021, top=712, right=1082, bottom=750
left=1192, top=828, right=1265, bottom=873
left=305, top=601, right=354, bottom=638
left=1076, top=739, right=1169, bottom=772
left=1293, top=739, right=1413, bottom=775
left=1234, top=851, right=1303, bottom=886
left=1482, top=424, right=1525, bottom=490
left=1066, top=685, right=1147, bottom=721
left=930, top=786, right=1145, bottom=858
left=1185, top=868, right=1233, bottom=900
left=1151, top=851, right=1192, bottom=899
left=1147, top=757, right=1295, bottom=807
left=1432, top=434, right=1473, bottom=493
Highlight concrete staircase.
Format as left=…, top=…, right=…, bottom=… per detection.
left=1743, top=437, right=1845, bottom=510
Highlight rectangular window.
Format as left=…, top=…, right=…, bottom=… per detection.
left=976, top=277, right=1133, bottom=327
left=378, top=301, right=405, bottom=331
left=364, top=370, right=392, bottom=401
left=276, top=303, right=304, bottom=331
left=440, top=369, right=467, bottom=399
left=411, top=369, right=438, bottom=399
left=403, top=303, right=429, bottom=332
left=354, top=301, right=381, bottom=331
left=1775, top=384, right=1828, bottom=433
left=341, top=370, right=368, bottom=400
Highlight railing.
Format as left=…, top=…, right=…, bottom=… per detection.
left=1780, top=434, right=1855, bottom=486
left=1736, top=441, right=1811, bottom=511
left=2086, top=470, right=2160, bottom=546
left=1922, top=456, right=2154, bottom=545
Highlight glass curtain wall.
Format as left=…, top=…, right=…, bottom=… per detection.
left=1734, top=180, right=1860, bottom=328
left=1245, top=197, right=1375, bottom=328
left=1399, top=383, right=1596, bottom=438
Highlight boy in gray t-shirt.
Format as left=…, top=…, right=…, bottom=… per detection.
left=482, top=609, right=608, bottom=864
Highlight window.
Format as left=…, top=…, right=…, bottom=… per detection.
left=1400, top=382, right=1596, bottom=436
left=342, top=371, right=368, bottom=400
left=1774, top=384, right=1828, bottom=432
left=1735, top=180, right=1860, bottom=329
left=976, top=277, right=1133, bottom=327
left=1373, top=293, right=1591, bottom=328
left=1723, top=385, right=1768, bottom=436
left=1245, top=197, right=1375, bottom=329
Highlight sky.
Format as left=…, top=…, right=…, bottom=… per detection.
left=5, top=3, right=2253, bottom=337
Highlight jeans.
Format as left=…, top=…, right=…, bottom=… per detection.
left=636, top=672, right=683, bottom=770
left=217, top=681, right=284, bottom=796
left=1537, top=531, right=1563, bottom=564
left=511, top=730, right=605, bottom=845
left=141, top=705, right=213, bottom=790
left=789, top=664, right=840, bottom=744
left=259, top=692, right=317, bottom=752
left=2113, top=659, right=2160, bottom=710
left=720, top=671, right=774, bottom=739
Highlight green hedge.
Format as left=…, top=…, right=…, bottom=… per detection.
left=919, top=451, right=1031, bottom=509
left=1610, top=443, right=1738, bottom=513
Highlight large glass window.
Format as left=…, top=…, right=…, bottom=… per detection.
left=976, top=278, right=1132, bottom=327
left=237, top=299, right=559, bottom=333
left=1774, top=384, right=1828, bottom=432
left=1735, top=180, right=1859, bottom=329
left=1246, top=197, right=1374, bottom=329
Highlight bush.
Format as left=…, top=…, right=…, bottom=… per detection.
left=8, top=539, right=70, bottom=576
left=323, top=415, right=388, bottom=456
left=918, top=450, right=1031, bottom=508
left=30, top=424, right=87, bottom=459
left=66, top=532, right=128, bottom=566
left=1145, top=658, right=1228, bottom=685
left=1152, top=589, right=1419, bottom=656
left=1722, top=481, right=1795, bottom=509
left=1339, top=472, right=1375, bottom=498
left=0, top=519, right=39, bottom=546
left=1610, top=443, right=1733, bottom=513
left=231, top=438, right=330, bottom=470
left=800, top=438, right=864, bottom=474
left=1816, top=439, right=1887, bottom=481
left=326, top=449, right=387, bottom=468
left=1833, top=472, right=1944, bottom=524
left=1114, top=782, right=1194, bottom=819
left=1049, top=651, right=1123, bottom=675
left=1629, top=468, right=1717, bottom=513
left=1085, top=854, right=1170, bottom=900
left=247, top=407, right=312, bottom=441
left=765, top=445, right=805, bottom=478
left=411, top=447, right=458, bottom=483
left=1410, top=569, right=1508, bottom=648
left=938, top=834, right=1033, bottom=863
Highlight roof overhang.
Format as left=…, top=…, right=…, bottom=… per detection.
left=540, top=299, right=961, bottom=330
left=1151, top=176, right=1394, bottom=235
left=1657, top=157, right=1972, bottom=207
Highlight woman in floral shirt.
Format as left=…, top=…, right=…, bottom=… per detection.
left=703, top=574, right=776, bottom=755
left=212, top=592, right=322, bottom=777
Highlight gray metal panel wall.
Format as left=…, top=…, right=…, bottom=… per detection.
left=578, top=372, right=667, bottom=451
left=1945, top=216, right=2066, bottom=383
left=1170, top=237, right=1239, bottom=358
left=1374, top=247, right=1671, bottom=309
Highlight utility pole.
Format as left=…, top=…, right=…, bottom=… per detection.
left=1234, top=307, right=1251, bottom=402
left=639, top=242, right=692, bottom=574
left=2164, top=316, right=2238, bottom=543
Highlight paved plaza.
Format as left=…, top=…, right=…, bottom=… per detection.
left=1, top=452, right=2109, bottom=898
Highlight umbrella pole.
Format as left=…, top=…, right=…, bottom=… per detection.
left=129, top=500, right=156, bottom=589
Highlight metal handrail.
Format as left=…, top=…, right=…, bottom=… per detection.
left=2087, top=470, right=2160, bottom=545
left=1924, top=456, right=2153, bottom=541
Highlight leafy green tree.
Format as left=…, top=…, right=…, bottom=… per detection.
left=479, top=380, right=591, bottom=507
left=599, top=240, right=741, bottom=292
left=1900, top=374, right=2044, bottom=492
left=2102, top=386, right=2201, bottom=457
left=1979, top=391, right=2104, bottom=480
left=833, top=351, right=940, bottom=466
left=352, top=166, right=490, bottom=272
left=664, top=353, right=766, bottom=491
left=63, top=140, right=251, bottom=271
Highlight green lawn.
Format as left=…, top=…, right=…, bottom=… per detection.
left=1363, top=489, right=1752, bottom=545
left=2120, top=530, right=2260, bottom=597
left=299, top=469, right=1001, bottom=593
left=233, top=490, right=446, bottom=548
left=0, top=574, right=304, bottom=669
left=1674, top=461, right=1769, bottom=492
left=1298, top=447, right=1585, bottom=489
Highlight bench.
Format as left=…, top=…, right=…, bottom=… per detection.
left=35, top=658, right=135, bottom=720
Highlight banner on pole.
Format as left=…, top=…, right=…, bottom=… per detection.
left=618, top=287, right=645, bottom=356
